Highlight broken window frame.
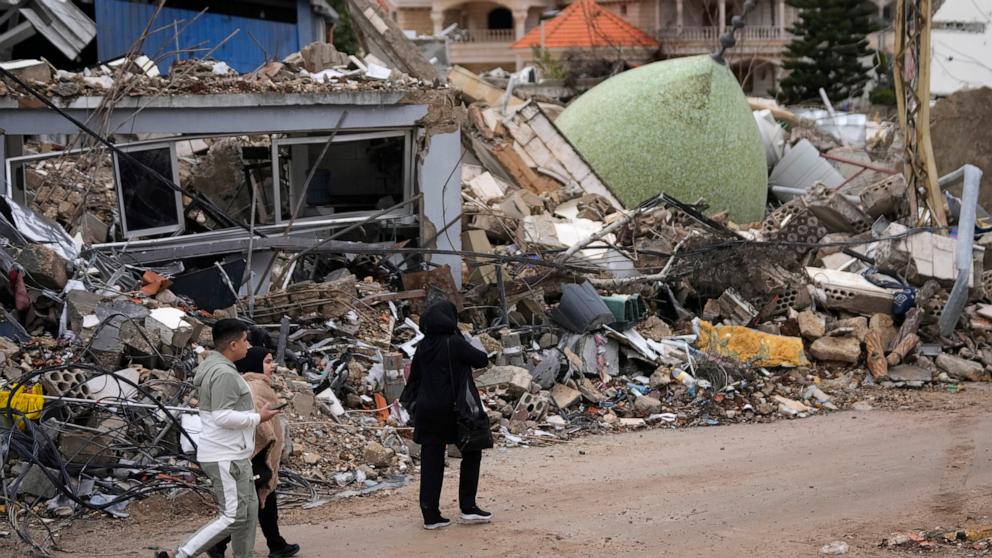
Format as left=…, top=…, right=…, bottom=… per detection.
left=3, top=134, right=225, bottom=206
left=270, top=129, right=415, bottom=226
left=4, top=147, right=102, bottom=205
left=4, top=153, right=43, bottom=204
left=112, top=142, right=186, bottom=239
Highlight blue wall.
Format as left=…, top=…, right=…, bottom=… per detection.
left=95, top=0, right=302, bottom=75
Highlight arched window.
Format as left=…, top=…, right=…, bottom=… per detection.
left=487, top=7, right=512, bottom=30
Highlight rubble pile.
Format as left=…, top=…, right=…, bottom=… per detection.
left=0, top=23, right=990, bottom=555
left=0, top=44, right=432, bottom=102
left=882, top=524, right=992, bottom=554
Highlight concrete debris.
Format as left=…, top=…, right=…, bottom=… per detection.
left=15, top=244, right=70, bottom=291
left=798, top=310, right=827, bottom=340
left=935, top=353, right=986, bottom=382
left=0, top=38, right=990, bottom=557
left=886, top=364, right=932, bottom=384
left=809, top=336, right=862, bottom=364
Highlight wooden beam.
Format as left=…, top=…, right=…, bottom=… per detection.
left=490, top=141, right=560, bottom=195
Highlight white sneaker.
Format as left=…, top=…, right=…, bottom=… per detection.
left=424, top=517, right=451, bottom=530
left=460, top=507, right=492, bottom=524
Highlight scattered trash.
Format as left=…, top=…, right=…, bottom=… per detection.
left=819, top=540, right=849, bottom=555
left=0, top=12, right=988, bottom=556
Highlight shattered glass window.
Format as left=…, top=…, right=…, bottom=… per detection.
left=276, top=133, right=408, bottom=221
left=115, top=145, right=183, bottom=237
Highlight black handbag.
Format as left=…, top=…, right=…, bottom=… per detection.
left=251, top=442, right=273, bottom=489
left=448, top=338, right=493, bottom=452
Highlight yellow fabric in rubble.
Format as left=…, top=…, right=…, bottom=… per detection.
left=0, top=383, right=45, bottom=423
left=695, top=320, right=809, bottom=367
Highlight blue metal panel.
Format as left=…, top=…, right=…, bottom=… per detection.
left=95, top=0, right=300, bottom=75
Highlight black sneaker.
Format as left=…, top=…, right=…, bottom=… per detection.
left=460, top=506, right=492, bottom=524
left=206, top=549, right=225, bottom=558
left=268, top=543, right=301, bottom=558
left=424, top=515, right=452, bottom=530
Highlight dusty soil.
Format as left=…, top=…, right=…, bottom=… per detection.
left=930, top=86, right=992, bottom=209
left=6, top=385, right=992, bottom=557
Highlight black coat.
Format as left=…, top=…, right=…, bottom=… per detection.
left=400, top=302, right=489, bottom=445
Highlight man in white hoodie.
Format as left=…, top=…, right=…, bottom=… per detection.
left=156, top=319, right=281, bottom=558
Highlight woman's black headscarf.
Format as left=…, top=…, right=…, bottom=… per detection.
left=420, top=300, right=458, bottom=335
left=235, top=346, right=271, bottom=374
left=411, top=300, right=458, bottom=374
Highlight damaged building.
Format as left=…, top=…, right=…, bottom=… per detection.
left=0, top=68, right=465, bottom=308
left=3, top=1, right=992, bottom=555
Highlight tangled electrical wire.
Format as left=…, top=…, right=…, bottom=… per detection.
left=0, top=363, right=206, bottom=555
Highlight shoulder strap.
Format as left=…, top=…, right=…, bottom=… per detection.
left=447, top=337, right=456, bottom=409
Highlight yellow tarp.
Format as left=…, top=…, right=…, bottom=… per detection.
left=0, top=384, right=45, bottom=423
left=695, top=320, right=809, bottom=367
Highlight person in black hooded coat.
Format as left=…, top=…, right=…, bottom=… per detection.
left=400, top=301, right=492, bottom=529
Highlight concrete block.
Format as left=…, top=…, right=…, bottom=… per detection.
left=89, top=331, right=125, bottom=370
left=15, top=244, right=69, bottom=290
left=84, top=367, right=140, bottom=401
left=575, top=376, right=607, bottom=403
left=512, top=392, right=548, bottom=421
left=66, top=290, right=105, bottom=335
left=773, top=395, right=814, bottom=416
left=2, top=59, right=52, bottom=84
left=718, top=288, right=758, bottom=325
left=809, top=336, right=861, bottom=363
left=860, top=174, right=907, bottom=218
left=549, top=383, right=581, bottom=409
left=634, top=394, right=663, bottom=414
left=887, top=364, right=932, bottom=383
left=300, top=41, right=350, bottom=72
left=806, top=188, right=872, bottom=233
left=18, top=464, right=59, bottom=499
left=476, top=365, right=531, bottom=396
left=315, top=388, right=345, bottom=417
left=496, top=332, right=525, bottom=368
left=292, top=391, right=316, bottom=417
left=41, top=369, right=90, bottom=398
left=60, top=430, right=117, bottom=465
left=363, top=440, right=394, bottom=468
left=649, top=367, right=672, bottom=388
left=831, top=316, right=869, bottom=342
left=797, top=310, right=826, bottom=339
left=806, top=266, right=895, bottom=315
left=461, top=230, right=497, bottom=285
left=936, top=353, right=985, bottom=382
left=73, top=212, right=109, bottom=245
left=876, top=223, right=984, bottom=287
left=144, top=307, right=194, bottom=348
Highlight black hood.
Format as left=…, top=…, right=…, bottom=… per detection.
left=235, top=346, right=270, bottom=374
left=420, top=301, right=458, bottom=335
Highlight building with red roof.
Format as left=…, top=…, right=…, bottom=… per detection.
left=508, top=0, right=658, bottom=69
left=510, top=0, right=657, bottom=50
left=382, top=0, right=892, bottom=96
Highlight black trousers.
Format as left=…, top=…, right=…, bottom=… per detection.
left=210, top=490, right=288, bottom=554
left=419, top=443, right=482, bottom=521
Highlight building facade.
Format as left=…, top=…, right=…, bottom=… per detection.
left=389, top=0, right=894, bottom=97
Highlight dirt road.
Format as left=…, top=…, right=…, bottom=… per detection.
left=40, top=389, right=992, bottom=557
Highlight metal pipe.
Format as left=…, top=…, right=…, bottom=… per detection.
left=770, top=186, right=860, bottom=204
left=40, top=395, right=197, bottom=413
left=938, top=164, right=983, bottom=337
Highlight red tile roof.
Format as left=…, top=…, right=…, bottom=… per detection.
left=511, top=0, right=659, bottom=50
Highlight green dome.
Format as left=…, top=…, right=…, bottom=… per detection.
left=556, top=55, right=767, bottom=223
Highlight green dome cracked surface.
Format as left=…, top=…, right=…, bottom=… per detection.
left=556, top=55, right=767, bottom=223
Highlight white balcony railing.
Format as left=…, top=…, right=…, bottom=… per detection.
left=658, top=25, right=791, bottom=42
left=449, top=28, right=516, bottom=43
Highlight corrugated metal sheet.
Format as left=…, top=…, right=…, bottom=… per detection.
left=94, top=0, right=300, bottom=75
